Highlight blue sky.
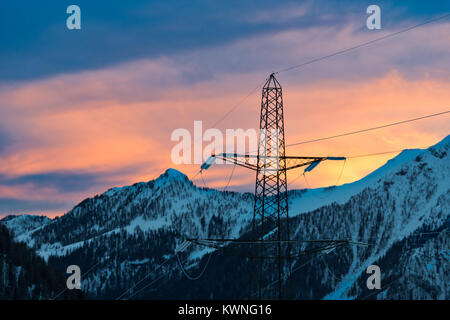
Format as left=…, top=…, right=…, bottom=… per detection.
left=1, top=1, right=448, bottom=82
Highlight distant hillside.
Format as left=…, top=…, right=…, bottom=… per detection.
left=0, top=223, right=83, bottom=300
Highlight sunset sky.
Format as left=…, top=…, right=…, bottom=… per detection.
left=0, top=1, right=449, bottom=218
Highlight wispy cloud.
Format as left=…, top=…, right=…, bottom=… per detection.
left=1, top=0, right=448, bottom=82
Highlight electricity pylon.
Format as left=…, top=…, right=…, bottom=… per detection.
left=200, top=73, right=345, bottom=299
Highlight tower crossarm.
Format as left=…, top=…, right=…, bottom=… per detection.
left=201, top=153, right=345, bottom=173
left=204, top=153, right=259, bottom=171
left=284, top=156, right=346, bottom=171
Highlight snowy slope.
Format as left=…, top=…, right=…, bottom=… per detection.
left=2, top=168, right=255, bottom=298
left=1, top=214, right=51, bottom=240
left=289, top=148, right=425, bottom=216
left=288, top=135, right=450, bottom=299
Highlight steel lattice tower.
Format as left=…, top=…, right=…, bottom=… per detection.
left=198, top=73, right=347, bottom=300
left=252, top=74, right=290, bottom=299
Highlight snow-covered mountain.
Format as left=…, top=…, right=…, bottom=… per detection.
left=2, top=135, right=449, bottom=299
left=0, top=223, right=83, bottom=300
left=288, top=135, right=450, bottom=299
left=289, top=147, right=425, bottom=215
left=2, top=168, right=255, bottom=298
left=1, top=214, right=51, bottom=239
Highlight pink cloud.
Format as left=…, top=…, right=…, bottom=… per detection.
left=0, top=21, right=449, bottom=215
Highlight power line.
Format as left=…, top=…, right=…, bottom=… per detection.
left=287, top=110, right=450, bottom=147
left=190, top=170, right=201, bottom=181
left=50, top=164, right=198, bottom=300
left=52, top=196, right=181, bottom=300
left=124, top=252, right=215, bottom=300
left=116, top=171, right=218, bottom=298
left=347, top=148, right=425, bottom=159
left=51, top=259, right=104, bottom=300
left=245, top=111, right=447, bottom=155
left=197, top=12, right=450, bottom=151
left=209, top=78, right=268, bottom=128
left=208, top=14, right=450, bottom=128
left=200, top=170, right=208, bottom=188
left=116, top=257, right=173, bottom=300
left=124, top=255, right=192, bottom=300
left=116, top=231, right=199, bottom=300
left=247, top=253, right=323, bottom=299
left=222, top=163, right=236, bottom=191
left=175, top=251, right=213, bottom=281
left=286, top=147, right=407, bottom=187
left=124, top=269, right=169, bottom=300
left=335, top=159, right=347, bottom=186
left=275, top=13, right=450, bottom=74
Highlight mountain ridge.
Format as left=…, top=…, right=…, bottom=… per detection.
left=1, top=135, right=448, bottom=299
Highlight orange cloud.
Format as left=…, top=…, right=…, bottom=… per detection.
left=1, top=71, right=449, bottom=198
left=1, top=23, right=449, bottom=216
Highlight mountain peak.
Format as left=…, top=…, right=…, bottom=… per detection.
left=161, top=168, right=189, bottom=181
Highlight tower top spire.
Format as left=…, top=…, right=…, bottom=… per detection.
left=263, top=73, right=281, bottom=89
